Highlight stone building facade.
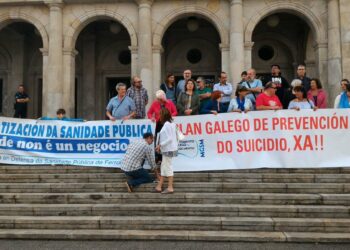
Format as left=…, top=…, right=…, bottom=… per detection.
left=0, top=0, right=348, bottom=119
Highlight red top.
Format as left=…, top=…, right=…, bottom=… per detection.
left=147, top=100, right=177, bottom=121
left=307, top=89, right=327, bottom=108
left=256, top=93, right=282, bottom=108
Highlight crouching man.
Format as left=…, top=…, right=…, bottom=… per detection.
left=120, top=133, right=156, bottom=192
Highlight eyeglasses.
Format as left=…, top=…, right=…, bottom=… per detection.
left=134, top=81, right=142, bottom=83
left=270, top=87, right=277, bottom=90
left=196, top=81, right=201, bottom=83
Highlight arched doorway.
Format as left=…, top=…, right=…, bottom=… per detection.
left=162, top=16, right=221, bottom=86
left=75, top=20, right=131, bottom=120
left=252, top=13, right=316, bottom=83
left=0, top=22, right=43, bottom=118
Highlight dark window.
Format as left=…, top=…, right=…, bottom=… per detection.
left=118, top=50, right=131, bottom=65
left=187, top=49, right=202, bottom=64
left=258, top=46, right=274, bottom=61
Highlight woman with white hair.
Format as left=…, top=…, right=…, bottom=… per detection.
left=147, top=90, right=177, bottom=122
left=283, top=79, right=302, bottom=109
left=147, top=90, right=177, bottom=168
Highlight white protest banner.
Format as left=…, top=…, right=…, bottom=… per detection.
left=173, top=109, right=350, bottom=171
left=0, top=117, right=154, bottom=167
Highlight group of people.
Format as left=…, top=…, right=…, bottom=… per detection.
left=11, top=66, right=350, bottom=193
left=106, top=67, right=350, bottom=126
left=107, top=66, right=350, bottom=194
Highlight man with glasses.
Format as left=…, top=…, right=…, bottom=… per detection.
left=296, top=64, right=311, bottom=92
left=242, top=68, right=263, bottom=110
left=106, top=82, right=136, bottom=121
left=126, top=76, right=149, bottom=119
left=196, top=77, right=212, bottom=114
left=176, top=69, right=192, bottom=98
left=256, top=82, right=283, bottom=110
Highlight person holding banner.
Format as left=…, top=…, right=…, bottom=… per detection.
left=120, top=133, right=156, bottom=193
left=200, top=91, right=226, bottom=115
left=154, top=109, right=178, bottom=194
left=335, top=83, right=350, bottom=109
left=307, top=78, right=327, bottom=109
left=256, top=82, right=283, bottom=111
left=106, top=82, right=136, bottom=121
left=288, top=86, right=317, bottom=111
left=197, top=77, right=212, bottom=114
left=334, top=79, right=350, bottom=108
left=227, top=86, right=253, bottom=113
left=40, top=109, right=84, bottom=122
left=176, top=79, right=200, bottom=116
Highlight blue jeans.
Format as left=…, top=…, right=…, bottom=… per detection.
left=124, top=168, right=154, bottom=188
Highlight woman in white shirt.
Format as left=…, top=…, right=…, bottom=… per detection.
left=154, top=108, right=178, bottom=194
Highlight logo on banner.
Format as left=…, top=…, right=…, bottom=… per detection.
left=199, top=139, right=205, bottom=157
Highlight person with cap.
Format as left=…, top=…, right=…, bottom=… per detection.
left=256, top=82, right=283, bottom=111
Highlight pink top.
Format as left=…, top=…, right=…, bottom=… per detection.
left=147, top=100, right=177, bottom=122
left=307, top=89, right=327, bottom=108
left=256, top=93, right=282, bottom=108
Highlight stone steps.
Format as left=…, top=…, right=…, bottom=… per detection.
left=0, top=229, right=350, bottom=242
left=1, top=173, right=350, bottom=183
left=1, top=192, right=350, bottom=205
left=0, top=204, right=348, bottom=218
left=0, top=182, right=348, bottom=193
left=0, top=165, right=349, bottom=174
left=0, top=216, right=349, bottom=233
left=0, top=165, right=350, bottom=242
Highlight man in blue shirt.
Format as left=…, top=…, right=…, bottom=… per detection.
left=242, top=68, right=263, bottom=110
left=213, top=72, right=232, bottom=112
left=106, top=83, right=136, bottom=121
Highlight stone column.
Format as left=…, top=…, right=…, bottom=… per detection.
left=152, top=45, right=163, bottom=103
left=45, top=0, right=63, bottom=117
left=315, top=43, right=328, bottom=90
left=244, top=42, right=254, bottom=70
left=40, top=48, right=49, bottom=116
left=129, top=46, right=138, bottom=77
left=339, top=0, right=350, bottom=79
left=63, top=48, right=78, bottom=118
left=327, top=0, right=343, bottom=104
left=230, top=0, right=244, bottom=87
left=137, top=0, right=153, bottom=105
left=220, top=44, right=230, bottom=75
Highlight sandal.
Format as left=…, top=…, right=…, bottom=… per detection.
left=151, top=188, right=162, bottom=193
left=161, top=189, right=174, bottom=194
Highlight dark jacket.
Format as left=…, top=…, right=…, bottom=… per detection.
left=200, top=99, right=225, bottom=114
left=176, top=92, right=200, bottom=115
